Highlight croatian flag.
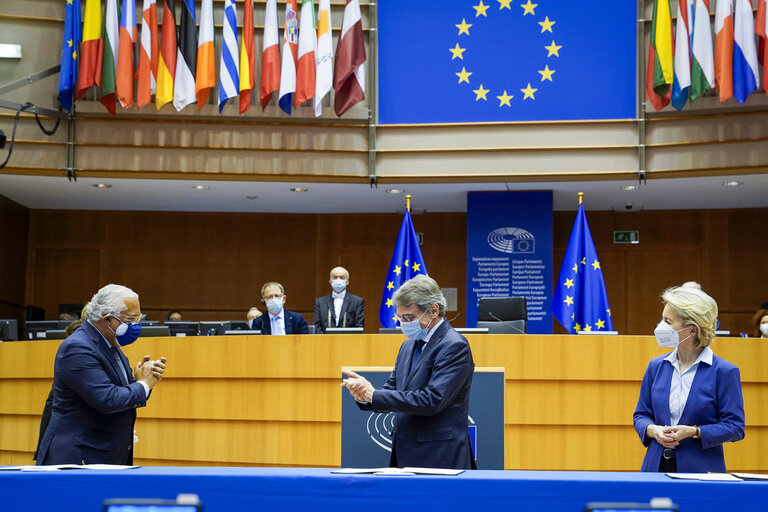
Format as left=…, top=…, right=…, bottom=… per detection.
left=733, top=0, right=759, bottom=104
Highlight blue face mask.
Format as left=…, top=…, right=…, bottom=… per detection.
left=400, top=310, right=429, bottom=341
left=109, top=317, right=142, bottom=346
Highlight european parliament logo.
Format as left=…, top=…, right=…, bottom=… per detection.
left=364, top=412, right=478, bottom=459
left=488, top=227, right=535, bottom=254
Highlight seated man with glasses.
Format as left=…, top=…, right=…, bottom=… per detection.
left=36, top=284, right=167, bottom=466
left=251, top=281, right=309, bottom=335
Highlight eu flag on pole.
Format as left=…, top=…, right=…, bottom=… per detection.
left=59, top=0, right=82, bottom=111
left=379, top=209, right=429, bottom=328
left=552, top=199, right=613, bottom=334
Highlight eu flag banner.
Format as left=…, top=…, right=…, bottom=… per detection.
left=552, top=203, right=613, bottom=334
left=378, top=0, right=636, bottom=124
left=379, top=210, right=428, bottom=328
left=58, top=0, right=82, bottom=111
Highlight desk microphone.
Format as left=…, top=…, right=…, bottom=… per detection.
left=488, top=312, right=527, bottom=335
left=448, top=312, right=461, bottom=323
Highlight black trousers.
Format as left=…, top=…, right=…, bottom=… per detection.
left=658, top=451, right=677, bottom=472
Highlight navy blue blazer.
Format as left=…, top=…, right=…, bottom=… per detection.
left=37, top=321, right=148, bottom=465
left=633, top=351, right=745, bottom=472
left=252, top=309, right=309, bottom=335
left=358, top=320, right=475, bottom=469
left=313, top=293, right=365, bottom=333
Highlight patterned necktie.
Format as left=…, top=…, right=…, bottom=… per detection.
left=112, top=347, right=129, bottom=385
left=410, top=339, right=426, bottom=373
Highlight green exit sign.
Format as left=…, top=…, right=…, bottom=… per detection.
left=614, top=230, right=639, bottom=244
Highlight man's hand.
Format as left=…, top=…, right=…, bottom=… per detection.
left=134, top=356, right=167, bottom=389
left=341, top=369, right=375, bottom=402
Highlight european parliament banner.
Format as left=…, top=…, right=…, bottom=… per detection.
left=467, top=191, right=552, bottom=332
left=378, top=0, right=637, bottom=124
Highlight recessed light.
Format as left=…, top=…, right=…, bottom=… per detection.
left=723, top=181, right=742, bottom=187
left=92, top=183, right=111, bottom=189
left=290, top=187, right=308, bottom=193
left=245, top=195, right=258, bottom=200
left=621, top=185, right=638, bottom=191
left=386, top=188, right=404, bottom=194
left=193, top=185, right=210, bottom=191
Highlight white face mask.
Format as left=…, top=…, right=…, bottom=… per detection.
left=760, top=323, right=768, bottom=336
left=331, top=278, right=347, bottom=293
left=654, top=321, right=692, bottom=348
left=266, top=298, right=284, bottom=315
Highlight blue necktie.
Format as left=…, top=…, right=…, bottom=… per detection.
left=111, top=347, right=129, bottom=385
left=410, top=339, right=425, bottom=373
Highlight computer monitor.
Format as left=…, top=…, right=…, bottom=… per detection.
left=199, top=321, right=232, bottom=336
left=25, top=320, right=60, bottom=340
left=223, top=330, right=261, bottom=335
left=229, top=321, right=250, bottom=331
left=58, top=303, right=85, bottom=318
left=0, top=319, right=19, bottom=341
left=142, top=320, right=160, bottom=326
left=164, top=321, right=200, bottom=337
left=378, top=328, right=403, bottom=334
left=140, top=326, right=171, bottom=337
left=41, top=329, right=67, bottom=340
left=325, top=327, right=364, bottom=335
left=58, top=319, right=78, bottom=329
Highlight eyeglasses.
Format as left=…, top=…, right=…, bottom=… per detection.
left=263, top=294, right=284, bottom=301
left=113, top=313, right=142, bottom=325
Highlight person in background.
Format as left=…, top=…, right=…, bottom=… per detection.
left=752, top=309, right=768, bottom=338
left=246, top=307, right=263, bottom=327
left=167, top=310, right=183, bottom=322
left=313, top=266, right=365, bottom=333
left=251, top=282, right=308, bottom=335
left=633, top=286, right=745, bottom=473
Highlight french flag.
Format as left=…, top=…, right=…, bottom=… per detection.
left=732, top=0, right=759, bottom=103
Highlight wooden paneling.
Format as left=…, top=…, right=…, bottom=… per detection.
left=0, top=194, right=29, bottom=323
left=32, top=249, right=100, bottom=320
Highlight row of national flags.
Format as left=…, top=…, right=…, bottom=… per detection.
left=58, top=0, right=366, bottom=116
left=648, top=0, right=768, bottom=110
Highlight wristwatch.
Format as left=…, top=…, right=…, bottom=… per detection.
left=692, top=426, right=701, bottom=439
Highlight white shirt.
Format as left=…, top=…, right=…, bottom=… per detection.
left=421, top=317, right=444, bottom=346
left=88, top=320, right=150, bottom=398
left=270, top=310, right=286, bottom=335
left=332, top=290, right=346, bottom=326
left=665, top=346, right=713, bottom=426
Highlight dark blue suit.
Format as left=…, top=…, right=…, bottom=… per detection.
left=358, top=320, right=475, bottom=469
left=252, top=309, right=309, bottom=335
left=633, top=351, right=745, bottom=472
left=36, top=321, right=148, bottom=465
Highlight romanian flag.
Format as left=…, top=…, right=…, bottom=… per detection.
left=137, top=0, right=159, bottom=109
left=116, top=0, right=138, bottom=108
left=173, top=0, right=197, bottom=111
left=646, top=0, right=673, bottom=111
left=295, top=0, right=316, bottom=108
left=239, top=0, right=256, bottom=114
left=733, top=0, right=759, bottom=104
left=671, top=0, right=691, bottom=110
left=690, top=0, right=715, bottom=101
left=195, top=0, right=215, bottom=108
left=77, top=0, right=103, bottom=100
left=314, top=0, right=333, bottom=116
left=333, top=0, right=366, bottom=117
left=279, top=0, right=299, bottom=114
left=156, top=0, right=177, bottom=109
left=218, top=0, right=239, bottom=112
left=715, top=0, right=734, bottom=101
left=260, top=0, right=280, bottom=110
left=100, top=0, right=119, bottom=116
left=58, top=0, right=81, bottom=112
left=758, top=0, right=768, bottom=94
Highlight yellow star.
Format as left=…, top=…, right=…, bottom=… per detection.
left=538, top=65, right=555, bottom=82
left=592, top=260, right=601, bottom=270
left=571, top=313, right=575, bottom=320
left=473, top=1, right=490, bottom=17
left=456, top=67, right=472, bottom=84
left=564, top=278, right=574, bottom=289
left=520, top=83, right=537, bottom=100
left=68, top=39, right=73, bottom=48
left=539, top=16, right=555, bottom=33
left=564, top=295, right=574, bottom=306
left=387, top=281, right=394, bottom=290
left=545, top=40, right=562, bottom=57
left=572, top=263, right=578, bottom=273
left=456, top=18, right=472, bottom=36
left=584, top=324, right=592, bottom=332
left=386, top=298, right=394, bottom=308
left=393, top=265, right=401, bottom=275
left=574, top=322, right=582, bottom=332
left=596, top=319, right=606, bottom=329
left=607, top=308, right=612, bottom=316
left=449, top=43, right=466, bottom=60
left=473, top=84, right=490, bottom=101
left=498, top=0, right=513, bottom=9
left=412, top=262, right=421, bottom=272
left=393, top=314, right=399, bottom=323
left=72, top=50, right=77, bottom=59
left=520, top=0, right=537, bottom=15
left=67, top=0, right=73, bottom=3
left=404, top=260, right=409, bottom=267
left=580, top=257, right=586, bottom=265
left=496, top=90, right=513, bottom=106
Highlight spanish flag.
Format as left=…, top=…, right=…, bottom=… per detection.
left=156, top=0, right=177, bottom=109
left=77, top=0, right=103, bottom=100
left=239, top=0, right=255, bottom=113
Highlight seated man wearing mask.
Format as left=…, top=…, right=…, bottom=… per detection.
left=251, top=281, right=309, bottom=335
left=36, top=284, right=167, bottom=465
left=313, top=266, right=365, bottom=333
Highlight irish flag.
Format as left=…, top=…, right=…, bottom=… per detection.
left=239, top=0, right=256, bottom=114
left=295, top=0, right=317, bottom=108
left=733, top=0, right=759, bottom=103
left=196, top=0, right=215, bottom=108
left=116, top=0, right=138, bottom=108
left=690, top=0, right=714, bottom=100
left=671, top=0, right=692, bottom=110
left=260, top=0, right=280, bottom=110
left=137, top=0, right=158, bottom=109
left=77, top=0, right=103, bottom=100
left=715, top=0, right=734, bottom=101
left=156, top=0, right=177, bottom=109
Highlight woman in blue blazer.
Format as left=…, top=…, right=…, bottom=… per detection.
left=633, top=286, right=745, bottom=473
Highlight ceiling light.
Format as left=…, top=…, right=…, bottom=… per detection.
left=386, top=188, right=404, bottom=194
left=92, top=183, right=111, bottom=189
left=193, top=185, right=210, bottom=191
left=245, top=195, right=258, bottom=200
left=290, top=187, right=308, bottom=193
left=621, top=185, right=638, bottom=191
left=723, top=181, right=742, bottom=187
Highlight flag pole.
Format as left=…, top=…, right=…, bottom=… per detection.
left=578, top=192, right=584, bottom=205
left=405, top=194, right=412, bottom=212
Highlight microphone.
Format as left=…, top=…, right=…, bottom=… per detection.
left=342, top=312, right=348, bottom=328
left=448, top=312, right=461, bottom=323
left=488, top=312, right=527, bottom=335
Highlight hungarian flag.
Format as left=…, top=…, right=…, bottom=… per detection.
left=646, top=0, right=673, bottom=111
left=279, top=0, right=299, bottom=114
left=755, top=0, right=768, bottom=94
left=314, top=0, right=333, bottom=116
left=671, top=0, right=691, bottom=110
left=156, top=0, right=177, bottom=109
left=116, top=0, right=138, bottom=108
left=77, top=0, right=103, bottom=100
left=239, top=0, right=256, bottom=114
left=173, top=0, right=197, bottom=111
left=100, top=0, right=120, bottom=115
left=58, top=0, right=81, bottom=112
left=333, top=0, right=366, bottom=116
left=733, top=0, right=759, bottom=104
left=690, top=0, right=715, bottom=101
left=715, top=0, right=734, bottom=101
left=260, top=0, right=280, bottom=110
left=195, top=0, right=215, bottom=108
left=295, top=0, right=316, bottom=108
left=218, top=0, right=239, bottom=112
left=137, top=0, right=159, bottom=108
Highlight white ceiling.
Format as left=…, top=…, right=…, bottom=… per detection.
left=0, top=173, right=766, bottom=213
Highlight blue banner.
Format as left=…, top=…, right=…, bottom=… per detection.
left=378, top=0, right=637, bottom=124
left=466, top=191, right=553, bottom=333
